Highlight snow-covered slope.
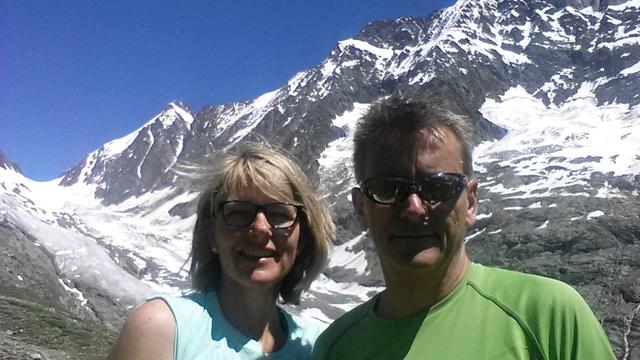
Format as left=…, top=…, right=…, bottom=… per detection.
left=477, top=87, right=639, bottom=199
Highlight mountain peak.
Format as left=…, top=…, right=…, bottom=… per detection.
left=168, top=100, right=191, bottom=113
left=0, top=148, right=22, bottom=174
left=354, top=16, right=429, bottom=49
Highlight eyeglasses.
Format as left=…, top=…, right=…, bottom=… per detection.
left=217, top=201, right=303, bottom=229
left=361, top=173, right=468, bottom=206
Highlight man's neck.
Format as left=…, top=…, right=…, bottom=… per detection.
left=376, top=252, right=471, bottom=319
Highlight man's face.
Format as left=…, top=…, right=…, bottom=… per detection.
left=352, top=125, right=478, bottom=278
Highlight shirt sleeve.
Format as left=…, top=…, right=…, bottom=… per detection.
left=529, top=282, right=616, bottom=360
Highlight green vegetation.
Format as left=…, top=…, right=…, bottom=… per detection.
left=0, top=295, right=116, bottom=360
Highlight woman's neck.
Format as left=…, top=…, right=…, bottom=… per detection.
left=217, top=279, right=286, bottom=353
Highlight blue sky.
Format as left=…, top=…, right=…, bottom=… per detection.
left=1, top=0, right=454, bottom=181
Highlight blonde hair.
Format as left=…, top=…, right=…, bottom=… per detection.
left=190, top=143, right=334, bottom=303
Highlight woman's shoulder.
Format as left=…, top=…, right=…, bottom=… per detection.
left=151, top=292, right=214, bottom=325
left=128, top=299, right=176, bottom=333
left=135, top=298, right=176, bottom=320
left=108, top=299, right=175, bottom=359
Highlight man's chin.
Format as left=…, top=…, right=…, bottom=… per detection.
left=395, top=248, right=446, bottom=268
left=410, top=252, right=445, bottom=267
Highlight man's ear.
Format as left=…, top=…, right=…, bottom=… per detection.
left=351, top=187, right=368, bottom=230
left=464, top=179, right=479, bottom=228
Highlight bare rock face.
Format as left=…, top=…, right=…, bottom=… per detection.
left=0, top=221, right=85, bottom=317
left=0, top=221, right=118, bottom=359
left=467, top=189, right=640, bottom=359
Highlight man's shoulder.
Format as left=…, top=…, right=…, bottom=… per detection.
left=473, top=263, right=577, bottom=289
left=467, top=265, right=615, bottom=359
left=469, top=263, right=588, bottom=312
left=313, top=297, right=375, bottom=356
left=320, top=297, right=373, bottom=337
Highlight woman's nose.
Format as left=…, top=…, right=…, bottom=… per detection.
left=249, top=211, right=272, bottom=237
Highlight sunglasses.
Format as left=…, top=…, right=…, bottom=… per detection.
left=217, top=201, right=303, bottom=229
left=361, top=173, right=468, bottom=206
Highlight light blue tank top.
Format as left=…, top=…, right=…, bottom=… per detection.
left=153, top=292, right=326, bottom=360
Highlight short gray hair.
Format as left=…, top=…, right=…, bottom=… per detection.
left=353, top=96, right=474, bottom=182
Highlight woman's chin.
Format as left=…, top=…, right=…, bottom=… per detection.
left=247, top=268, right=286, bottom=286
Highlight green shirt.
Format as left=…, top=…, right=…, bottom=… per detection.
left=313, top=263, right=615, bottom=360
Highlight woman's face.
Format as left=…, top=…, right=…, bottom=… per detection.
left=212, top=185, right=301, bottom=294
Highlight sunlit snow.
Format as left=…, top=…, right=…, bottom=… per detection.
left=318, top=103, right=371, bottom=171
left=328, top=232, right=368, bottom=275
left=476, top=86, right=640, bottom=199
left=621, top=60, right=640, bottom=76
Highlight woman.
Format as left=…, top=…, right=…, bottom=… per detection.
left=109, top=144, right=335, bottom=359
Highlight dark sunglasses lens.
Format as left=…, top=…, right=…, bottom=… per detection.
left=419, top=175, right=463, bottom=202
left=222, top=202, right=255, bottom=226
left=367, top=178, right=405, bottom=204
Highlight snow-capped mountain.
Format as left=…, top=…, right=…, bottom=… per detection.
left=1, top=0, right=639, bottom=358
left=58, top=101, right=195, bottom=205
left=0, top=148, right=21, bottom=173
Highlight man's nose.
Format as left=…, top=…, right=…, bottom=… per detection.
left=400, top=193, right=427, bottom=221
left=249, top=212, right=272, bottom=237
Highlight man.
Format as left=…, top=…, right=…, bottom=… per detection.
left=312, top=97, right=615, bottom=359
